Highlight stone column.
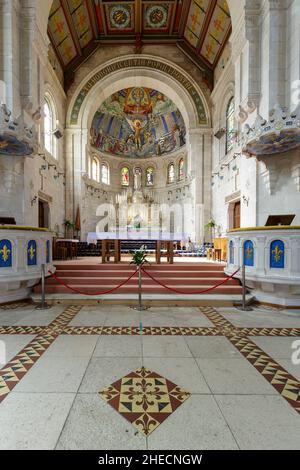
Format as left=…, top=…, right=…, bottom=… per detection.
left=187, top=128, right=212, bottom=243
left=0, top=0, right=21, bottom=114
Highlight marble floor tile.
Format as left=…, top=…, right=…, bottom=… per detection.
left=79, top=357, right=142, bottom=393
left=143, top=357, right=210, bottom=393
left=56, top=394, right=146, bottom=450
left=93, top=335, right=142, bottom=357
left=185, top=336, right=241, bottom=359
left=148, top=395, right=238, bottom=450
left=0, top=392, right=75, bottom=450
left=196, top=357, right=277, bottom=394
left=0, top=334, right=35, bottom=366
left=142, top=336, right=192, bottom=357
left=251, top=336, right=300, bottom=359
left=44, top=335, right=98, bottom=357
left=14, top=355, right=90, bottom=393
left=215, top=394, right=300, bottom=449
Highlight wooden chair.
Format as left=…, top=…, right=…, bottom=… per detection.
left=53, top=239, right=68, bottom=260
left=207, top=248, right=214, bottom=260
left=213, top=248, right=222, bottom=262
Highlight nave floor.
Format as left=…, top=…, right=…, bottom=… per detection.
left=0, top=302, right=300, bottom=450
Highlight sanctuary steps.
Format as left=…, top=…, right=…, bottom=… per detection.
left=33, top=261, right=245, bottom=305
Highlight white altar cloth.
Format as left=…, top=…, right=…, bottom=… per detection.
left=87, top=231, right=185, bottom=244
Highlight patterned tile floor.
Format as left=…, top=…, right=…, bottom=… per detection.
left=0, top=303, right=300, bottom=449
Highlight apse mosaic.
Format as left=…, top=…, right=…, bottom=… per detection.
left=91, top=87, right=186, bottom=158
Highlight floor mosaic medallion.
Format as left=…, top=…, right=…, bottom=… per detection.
left=98, top=366, right=191, bottom=436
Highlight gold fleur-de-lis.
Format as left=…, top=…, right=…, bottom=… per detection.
left=245, top=245, right=253, bottom=260
left=28, top=244, right=36, bottom=260
left=272, top=244, right=283, bottom=263
left=0, top=244, right=11, bottom=263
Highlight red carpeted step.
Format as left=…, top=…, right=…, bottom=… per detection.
left=53, top=270, right=231, bottom=279
left=35, top=285, right=242, bottom=295
left=38, top=261, right=241, bottom=296
left=44, top=277, right=239, bottom=286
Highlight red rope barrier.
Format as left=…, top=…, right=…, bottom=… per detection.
left=48, top=269, right=138, bottom=296
left=142, top=267, right=240, bottom=295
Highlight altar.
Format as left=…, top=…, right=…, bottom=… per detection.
left=87, top=231, right=184, bottom=264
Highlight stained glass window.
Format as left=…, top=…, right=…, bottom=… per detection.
left=91, top=157, right=100, bottom=182
left=226, top=98, right=235, bottom=154
left=146, top=167, right=154, bottom=186
left=101, top=163, right=110, bottom=185
left=121, top=167, right=130, bottom=186
left=179, top=158, right=185, bottom=180
left=167, top=163, right=175, bottom=184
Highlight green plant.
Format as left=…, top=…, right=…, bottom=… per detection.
left=63, top=219, right=75, bottom=229
left=204, top=219, right=216, bottom=230
left=130, top=245, right=150, bottom=267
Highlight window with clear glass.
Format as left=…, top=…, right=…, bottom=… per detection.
left=92, top=157, right=100, bottom=182
left=179, top=158, right=185, bottom=181
left=167, top=163, right=175, bottom=184
left=226, top=98, right=235, bottom=154
left=146, top=167, right=154, bottom=186
left=101, top=163, right=110, bottom=185
left=44, top=98, right=54, bottom=155
left=121, top=167, right=130, bottom=186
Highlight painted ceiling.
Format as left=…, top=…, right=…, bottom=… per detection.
left=48, top=1, right=231, bottom=88
left=90, top=87, right=186, bottom=158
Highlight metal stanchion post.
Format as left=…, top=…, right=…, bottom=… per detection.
left=35, top=264, right=51, bottom=310
left=237, top=261, right=253, bottom=311
left=133, top=266, right=149, bottom=311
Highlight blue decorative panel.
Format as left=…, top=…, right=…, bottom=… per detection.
left=27, top=240, right=37, bottom=266
left=270, top=240, right=285, bottom=269
left=46, top=240, right=50, bottom=263
left=229, top=240, right=234, bottom=264
left=244, top=240, right=254, bottom=267
left=0, top=239, right=12, bottom=268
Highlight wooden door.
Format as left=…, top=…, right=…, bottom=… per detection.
left=38, top=200, right=45, bottom=228
left=233, top=201, right=241, bottom=229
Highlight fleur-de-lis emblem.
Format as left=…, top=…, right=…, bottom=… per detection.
left=28, top=244, right=36, bottom=260
left=272, top=244, right=283, bottom=263
left=0, top=244, right=11, bottom=262
left=246, top=245, right=253, bottom=260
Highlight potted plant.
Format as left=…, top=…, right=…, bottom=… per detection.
left=204, top=219, right=217, bottom=243
left=130, top=245, right=149, bottom=268
left=130, top=245, right=150, bottom=311
left=63, top=219, right=75, bottom=238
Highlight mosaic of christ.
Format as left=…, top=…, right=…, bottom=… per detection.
left=90, top=87, right=186, bottom=158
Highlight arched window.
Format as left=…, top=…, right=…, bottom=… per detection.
left=91, top=157, right=100, bottom=182
left=121, top=167, right=130, bottom=186
left=101, top=163, right=110, bottom=185
left=226, top=98, right=235, bottom=154
left=179, top=158, right=185, bottom=181
left=146, top=167, right=154, bottom=186
left=167, top=163, right=175, bottom=184
left=44, top=96, right=56, bottom=157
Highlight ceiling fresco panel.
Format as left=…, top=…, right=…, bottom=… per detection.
left=104, top=2, right=135, bottom=33
left=200, top=0, right=231, bottom=64
left=47, top=0, right=231, bottom=86
left=184, top=0, right=209, bottom=47
left=48, top=0, right=77, bottom=65
left=143, top=2, right=173, bottom=33
left=66, top=0, right=94, bottom=48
